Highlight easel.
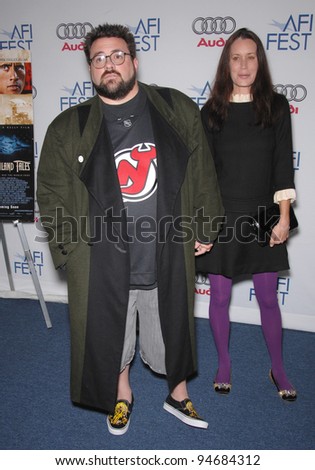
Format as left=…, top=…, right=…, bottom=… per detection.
left=0, top=220, right=52, bottom=329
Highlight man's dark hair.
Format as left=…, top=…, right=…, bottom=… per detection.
left=83, top=23, right=136, bottom=63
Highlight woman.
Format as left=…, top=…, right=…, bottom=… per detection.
left=196, top=28, right=297, bottom=401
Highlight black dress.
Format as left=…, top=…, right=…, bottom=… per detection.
left=196, top=93, right=295, bottom=278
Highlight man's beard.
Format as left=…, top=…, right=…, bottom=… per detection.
left=93, top=71, right=137, bottom=101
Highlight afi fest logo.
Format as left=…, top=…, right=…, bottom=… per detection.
left=250, top=277, right=292, bottom=306
left=189, top=82, right=212, bottom=108
left=115, top=143, right=157, bottom=202
left=192, top=16, right=236, bottom=48
left=59, top=81, right=95, bottom=111
left=128, top=18, right=160, bottom=51
left=57, top=22, right=93, bottom=52
left=0, top=24, right=33, bottom=50
left=293, top=151, right=301, bottom=171
left=14, top=251, right=44, bottom=276
left=266, top=14, right=313, bottom=50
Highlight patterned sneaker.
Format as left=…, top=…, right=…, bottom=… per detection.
left=163, top=395, right=208, bottom=429
left=107, top=397, right=133, bottom=435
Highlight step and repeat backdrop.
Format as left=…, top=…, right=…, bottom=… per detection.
left=1, top=0, right=314, bottom=332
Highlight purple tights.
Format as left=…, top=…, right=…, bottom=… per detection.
left=208, top=272, right=293, bottom=390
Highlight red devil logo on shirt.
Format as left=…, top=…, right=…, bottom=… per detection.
left=115, top=143, right=157, bottom=202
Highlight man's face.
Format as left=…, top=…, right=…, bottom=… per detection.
left=0, top=62, right=25, bottom=94
left=89, top=37, right=138, bottom=103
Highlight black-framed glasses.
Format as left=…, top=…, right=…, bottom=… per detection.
left=89, top=50, right=132, bottom=68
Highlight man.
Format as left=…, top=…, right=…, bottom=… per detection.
left=37, top=23, right=224, bottom=435
left=0, top=62, right=25, bottom=94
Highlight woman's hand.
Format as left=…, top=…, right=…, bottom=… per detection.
left=195, top=240, right=213, bottom=256
left=270, top=221, right=290, bottom=247
left=269, top=200, right=291, bottom=247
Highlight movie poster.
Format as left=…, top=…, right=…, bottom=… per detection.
left=0, top=50, right=34, bottom=221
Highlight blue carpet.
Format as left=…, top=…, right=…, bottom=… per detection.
left=0, top=298, right=314, bottom=450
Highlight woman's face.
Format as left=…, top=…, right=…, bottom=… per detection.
left=229, top=38, right=258, bottom=95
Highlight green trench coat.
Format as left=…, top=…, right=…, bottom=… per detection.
left=37, top=83, right=224, bottom=413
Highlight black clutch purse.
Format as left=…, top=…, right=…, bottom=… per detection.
left=250, top=203, right=298, bottom=247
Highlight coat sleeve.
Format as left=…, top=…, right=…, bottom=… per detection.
left=190, top=103, right=224, bottom=243
left=37, top=117, right=81, bottom=269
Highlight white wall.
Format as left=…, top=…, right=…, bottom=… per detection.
left=1, top=0, right=314, bottom=332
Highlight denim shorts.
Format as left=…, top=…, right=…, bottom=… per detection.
left=120, top=288, right=166, bottom=375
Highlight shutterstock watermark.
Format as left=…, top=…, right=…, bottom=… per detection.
left=34, top=207, right=224, bottom=245
left=35, top=206, right=282, bottom=246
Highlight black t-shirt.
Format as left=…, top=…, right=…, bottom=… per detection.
left=102, top=89, right=157, bottom=288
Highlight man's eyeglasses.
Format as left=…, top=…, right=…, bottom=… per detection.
left=89, top=51, right=132, bottom=68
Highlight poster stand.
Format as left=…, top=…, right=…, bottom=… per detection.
left=0, top=220, right=52, bottom=329
left=0, top=221, right=14, bottom=291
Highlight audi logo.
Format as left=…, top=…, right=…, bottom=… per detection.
left=56, top=22, right=93, bottom=40
left=32, top=85, right=37, bottom=99
left=192, top=16, right=236, bottom=35
left=273, top=84, right=307, bottom=102
left=195, top=274, right=210, bottom=286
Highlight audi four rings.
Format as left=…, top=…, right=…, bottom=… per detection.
left=273, top=84, right=307, bottom=102
left=192, top=17, right=236, bottom=34
left=195, top=275, right=210, bottom=286
left=56, top=22, right=93, bottom=40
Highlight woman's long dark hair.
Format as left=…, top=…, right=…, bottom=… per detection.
left=204, top=28, right=276, bottom=130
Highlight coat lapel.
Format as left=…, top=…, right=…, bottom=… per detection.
left=77, top=98, right=124, bottom=216
left=148, top=100, right=191, bottom=222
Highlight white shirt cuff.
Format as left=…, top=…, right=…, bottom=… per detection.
left=274, top=189, right=296, bottom=203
